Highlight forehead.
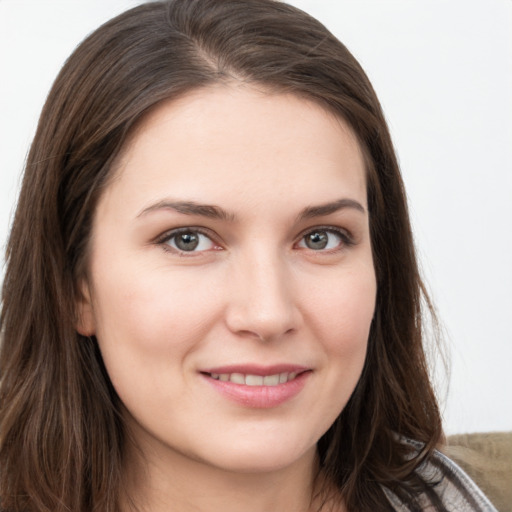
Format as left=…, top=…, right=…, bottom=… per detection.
left=103, top=85, right=368, bottom=217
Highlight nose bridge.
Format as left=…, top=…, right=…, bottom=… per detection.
left=226, top=245, right=298, bottom=341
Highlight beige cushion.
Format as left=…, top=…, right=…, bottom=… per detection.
left=442, top=432, right=512, bottom=512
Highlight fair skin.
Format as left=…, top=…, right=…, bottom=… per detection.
left=77, top=85, right=376, bottom=512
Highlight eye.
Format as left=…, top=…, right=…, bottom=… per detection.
left=161, top=228, right=219, bottom=253
left=297, top=228, right=348, bottom=251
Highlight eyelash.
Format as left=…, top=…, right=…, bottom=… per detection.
left=295, top=225, right=355, bottom=253
left=155, top=225, right=354, bottom=255
left=155, top=227, right=221, bottom=256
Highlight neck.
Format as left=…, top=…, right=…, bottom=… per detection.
left=120, top=437, right=340, bottom=512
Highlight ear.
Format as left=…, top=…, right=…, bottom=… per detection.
left=75, top=279, right=96, bottom=336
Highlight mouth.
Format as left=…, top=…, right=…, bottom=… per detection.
left=205, top=371, right=301, bottom=386
left=199, top=365, right=311, bottom=407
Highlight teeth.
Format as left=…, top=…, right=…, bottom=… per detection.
left=209, top=372, right=299, bottom=386
left=263, top=374, right=279, bottom=386
left=246, top=375, right=264, bottom=386
left=230, top=373, right=245, bottom=385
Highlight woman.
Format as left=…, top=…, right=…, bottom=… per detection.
left=0, top=1, right=498, bottom=511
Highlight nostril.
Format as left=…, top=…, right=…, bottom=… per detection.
left=234, top=326, right=296, bottom=343
left=224, top=267, right=300, bottom=340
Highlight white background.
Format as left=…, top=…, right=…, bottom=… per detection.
left=1, top=0, right=511, bottom=435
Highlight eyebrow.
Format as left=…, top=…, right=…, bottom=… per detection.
left=297, top=198, right=366, bottom=220
left=137, top=198, right=365, bottom=222
left=137, top=200, right=235, bottom=221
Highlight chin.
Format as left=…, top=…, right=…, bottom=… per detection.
left=196, top=438, right=318, bottom=475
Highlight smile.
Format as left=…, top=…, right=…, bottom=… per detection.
left=201, top=366, right=311, bottom=408
left=208, top=372, right=298, bottom=386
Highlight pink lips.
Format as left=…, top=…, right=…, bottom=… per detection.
left=200, top=364, right=311, bottom=408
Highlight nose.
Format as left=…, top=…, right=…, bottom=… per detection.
left=224, top=250, right=300, bottom=342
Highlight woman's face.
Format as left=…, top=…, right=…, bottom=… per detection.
left=77, top=86, right=376, bottom=475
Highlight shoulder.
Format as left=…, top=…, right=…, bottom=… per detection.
left=420, top=449, right=499, bottom=511
left=384, top=440, right=499, bottom=511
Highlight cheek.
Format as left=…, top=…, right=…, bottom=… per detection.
left=307, top=266, right=376, bottom=350
left=298, top=267, right=375, bottom=439
left=306, top=265, right=375, bottom=408
left=90, top=261, right=223, bottom=362
left=89, top=266, right=223, bottom=417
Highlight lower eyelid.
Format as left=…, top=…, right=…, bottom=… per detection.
left=296, top=228, right=354, bottom=249
left=156, top=228, right=221, bottom=252
left=155, top=226, right=355, bottom=253
left=174, top=232, right=213, bottom=251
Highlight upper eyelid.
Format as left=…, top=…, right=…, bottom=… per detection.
left=153, top=224, right=354, bottom=249
left=294, top=226, right=356, bottom=253
left=154, top=227, right=223, bottom=256
left=155, top=226, right=219, bottom=244
left=296, top=224, right=353, bottom=241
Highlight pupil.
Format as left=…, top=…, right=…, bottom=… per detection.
left=176, top=232, right=199, bottom=251
left=307, top=231, right=328, bottom=250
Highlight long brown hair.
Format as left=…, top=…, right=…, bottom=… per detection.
left=0, top=1, right=443, bottom=510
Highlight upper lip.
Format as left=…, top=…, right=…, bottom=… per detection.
left=200, top=364, right=310, bottom=376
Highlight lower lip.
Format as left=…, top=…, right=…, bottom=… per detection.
left=202, top=372, right=311, bottom=408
